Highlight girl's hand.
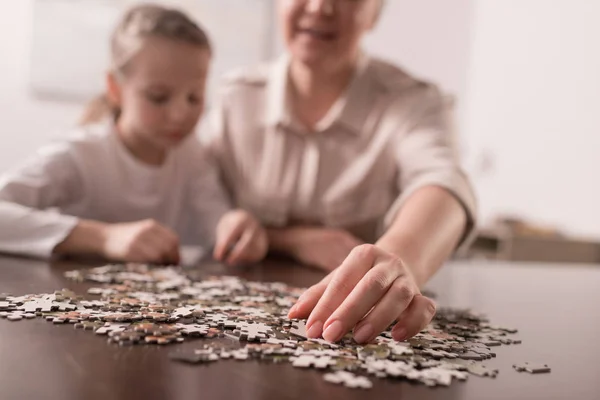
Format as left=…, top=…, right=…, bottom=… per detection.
left=102, top=219, right=180, bottom=264
left=287, top=244, right=436, bottom=344
left=214, top=210, right=268, bottom=265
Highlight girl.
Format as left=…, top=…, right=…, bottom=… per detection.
left=204, top=0, right=477, bottom=342
left=0, top=4, right=267, bottom=266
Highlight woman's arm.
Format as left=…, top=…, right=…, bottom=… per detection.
left=376, top=185, right=467, bottom=287
left=268, top=226, right=363, bottom=271
left=288, top=86, right=477, bottom=343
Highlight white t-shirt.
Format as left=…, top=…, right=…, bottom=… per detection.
left=0, top=121, right=231, bottom=258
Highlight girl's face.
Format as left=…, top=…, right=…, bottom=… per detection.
left=278, top=0, right=380, bottom=71
left=109, top=36, right=210, bottom=153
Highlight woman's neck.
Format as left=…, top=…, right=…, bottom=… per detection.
left=116, top=120, right=166, bottom=166
left=289, top=59, right=356, bottom=131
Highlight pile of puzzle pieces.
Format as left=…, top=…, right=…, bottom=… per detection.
left=0, top=263, right=549, bottom=389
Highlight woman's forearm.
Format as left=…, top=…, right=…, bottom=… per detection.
left=267, top=227, right=302, bottom=256
left=376, top=186, right=468, bottom=287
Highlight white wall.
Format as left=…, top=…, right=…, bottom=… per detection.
left=0, top=0, right=81, bottom=172
left=463, top=0, right=600, bottom=238
left=364, top=0, right=475, bottom=125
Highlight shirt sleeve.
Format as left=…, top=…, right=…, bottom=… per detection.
left=383, top=86, right=478, bottom=253
left=0, top=143, right=82, bottom=258
left=186, top=140, right=233, bottom=248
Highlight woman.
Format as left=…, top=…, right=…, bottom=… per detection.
left=205, top=0, right=477, bottom=344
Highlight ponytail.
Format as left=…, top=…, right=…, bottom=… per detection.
left=79, top=94, right=119, bottom=126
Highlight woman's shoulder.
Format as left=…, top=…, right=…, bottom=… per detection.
left=366, top=56, right=442, bottom=98
left=213, top=62, right=276, bottom=110
left=366, top=56, right=452, bottom=116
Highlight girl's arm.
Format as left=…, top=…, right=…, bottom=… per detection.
left=0, top=144, right=83, bottom=258
left=0, top=142, right=181, bottom=263
left=188, top=140, right=268, bottom=265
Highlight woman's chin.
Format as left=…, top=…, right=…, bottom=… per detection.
left=161, top=134, right=188, bottom=146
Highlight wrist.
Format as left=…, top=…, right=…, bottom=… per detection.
left=56, top=219, right=110, bottom=257
left=267, top=226, right=304, bottom=256
left=376, top=233, right=426, bottom=287
left=90, top=220, right=111, bottom=256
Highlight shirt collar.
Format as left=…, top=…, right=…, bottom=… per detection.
left=265, top=54, right=293, bottom=128
left=265, top=52, right=374, bottom=136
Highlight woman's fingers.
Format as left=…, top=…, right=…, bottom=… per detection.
left=391, top=294, right=436, bottom=341
left=320, top=260, right=403, bottom=342
left=305, top=244, right=377, bottom=340
left=289, top=243, right=434, bottom=344
left=287, top=273, right=333, bottom=319
left=351, top=276, right=417, bottom=343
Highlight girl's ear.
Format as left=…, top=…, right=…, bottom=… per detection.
left=106, top=72, right=122, bottom=108
left=366, top=0, right=383, bottom=31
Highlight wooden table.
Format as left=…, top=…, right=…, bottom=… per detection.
left=1, top=255, right=599, bottom=400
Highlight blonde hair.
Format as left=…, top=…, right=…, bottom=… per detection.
left=80, top=4, right=211, bottom=126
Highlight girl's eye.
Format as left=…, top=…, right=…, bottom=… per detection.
left=146, top=93, right=169, bottom=105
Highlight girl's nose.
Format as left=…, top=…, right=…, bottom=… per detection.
left=168, top=103, right=188, bottom=124
left=305, top=0, right=335, bottom=17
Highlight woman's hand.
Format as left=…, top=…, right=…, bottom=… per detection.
left=214, top=210, right=268, bottom=265
left=287, top=244, right=436, bottom=344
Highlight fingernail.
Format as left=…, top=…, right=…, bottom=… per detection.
left=428, top=303, right=436, bottom=315
left=323, top=320, right=343, bottom=342
left=353, top=323, right=373, bottom=344
left=306, top=320, right=323, bottom=338
left=393, top=327, right=407, bottom=342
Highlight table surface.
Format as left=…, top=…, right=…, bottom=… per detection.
left=1, top=255, right=599, bottom=400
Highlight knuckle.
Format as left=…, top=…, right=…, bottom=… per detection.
left=351, top=243, right=376, bottom=260
left=392, top=281, right=414, bottom=303
left=143, top=220, right=159, bottom=230
left=127, top=242, right=141, bottom=255
left=391, top=257, right=407, bottom=273
left=318, top=301, right=339, bottom=317
left=307, top=282, right=326, bottom=297
left=363, top=272, right=389, bottom=294
left=329, top=277, right=355, bottom=298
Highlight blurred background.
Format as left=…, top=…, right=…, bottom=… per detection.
left=0, top=0, right=598, bottom=262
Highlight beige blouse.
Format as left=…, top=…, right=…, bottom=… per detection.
left=202, top=54, right=477, bottom=250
